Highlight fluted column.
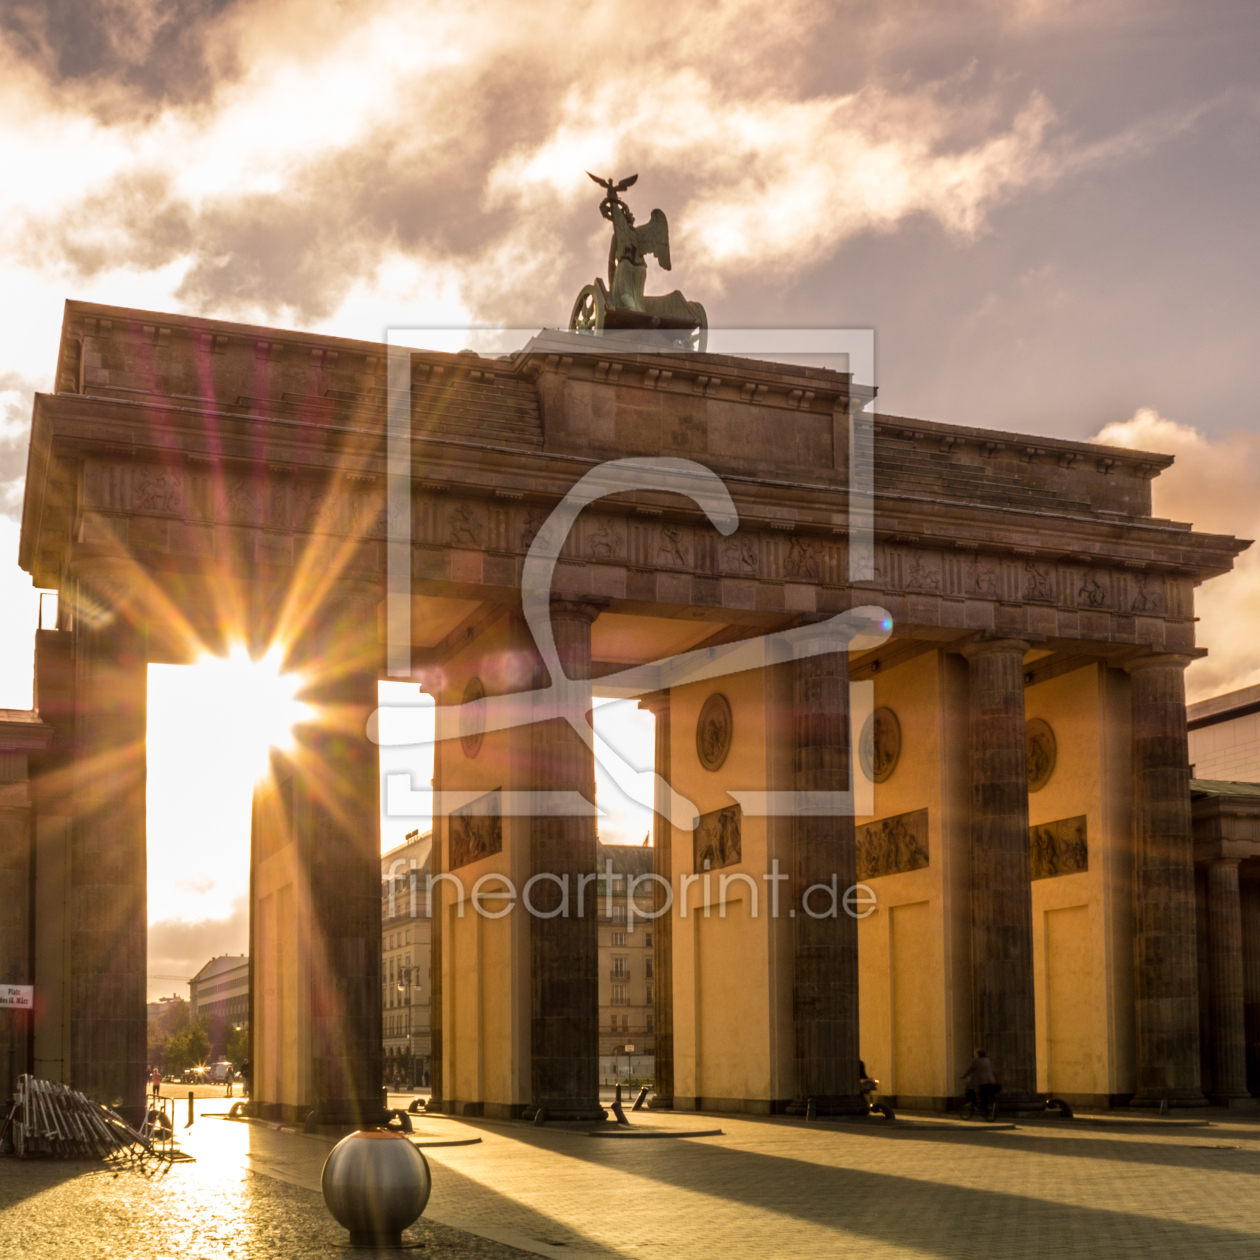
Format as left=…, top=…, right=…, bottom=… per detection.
left=1207, top=859, right=1249, bottom=1101
left=70, top=568, right=148, bottom=1121
left=427, top=683, right=445, bottom=1112
left=528, top=600, right=603, bottom=1120
left=639, top=691, right=673, bottom=1110
left=788, top=645, right=864, bottom=1116
left=1125, top=654, right=1205, bottom=1106
left=0, top=720, right=49, bottom=1104
left=962, top=637, right=1038, bottom=1106
left=1240, top=879, right=1260, bottom=1096
left=290, top=582, right=384, bottom=1125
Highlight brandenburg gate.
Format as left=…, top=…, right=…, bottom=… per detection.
left=8, top=251, right=1254, bottom=1120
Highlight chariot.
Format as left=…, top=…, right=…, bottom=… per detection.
left=569, top=173, right=707, bottom=352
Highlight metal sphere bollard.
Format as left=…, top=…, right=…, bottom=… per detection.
left=321, top=1128, right=432, bottom=1248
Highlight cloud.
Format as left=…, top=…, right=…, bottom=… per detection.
left=0, top=0, right=1113, bottom=337
left=0, top=0, right=246, bottom=116
left=148, top=895, right=249, bottom=1001
left=1093, top=407, right=1260, bottom=701
left=0, top=372, right=37, bottom=516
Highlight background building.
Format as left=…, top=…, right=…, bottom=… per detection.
left=382, top=829, right=432, bottom=1087
left=189, top=954, right=249, bottom=1057
left=598, top=842, right=656, bottom=1085
left=1189, top=684, right=1260, bottom=782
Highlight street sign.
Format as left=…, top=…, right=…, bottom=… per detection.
left=0, top=985, right=33, bottom=1009
left=625, top=1044, right=635, bottom=1054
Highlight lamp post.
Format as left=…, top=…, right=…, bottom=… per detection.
left=397, top=967, right=419, bottom=1091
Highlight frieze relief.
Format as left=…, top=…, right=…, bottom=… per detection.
left=785, top=536, right=820, bottom=580
left=585, top=518, right=625, bottom=561
left=693, top=803, right=742, bottom=871
left=448, top=503, right=483, bottom=548
left=904, top=550, right=942, bottom=592
left=856, top=808, right=929, bottom=879
left=1029, top=815, right=1087, bottom=880
left=1130, top=572, right=1165, bottom=614
left=720, top=535, right=759, bottom=575
left=449, top=788, right=503, bottom=870
left=1076, top=569, right=1111, bottom=609
left=1023, top=559, right=1055, bottom=602
left=971, top=554, right=1001, bottom=598
left=655, top=524, right=690, bottom=568
left=225, top=474, right=258, bottom=525
left=132, top=465, right=184, bottom=516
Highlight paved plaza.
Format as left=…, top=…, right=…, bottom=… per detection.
left=3, top=1093, right=1260, bottom=1258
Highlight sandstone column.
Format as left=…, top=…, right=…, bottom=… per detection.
left=427, top=689, right=445, bottom=1113
left=962, top=637, right=1038, bottom=1106
left=528, top=600, right=602, bottom=1120
left=1125, top=654, right=1205, bottom=1106
left=789, top=646, right=865, bottom=1116
left=70, top=570, right=148, bottom=1121
left=639, top=691, right=673, bottom=1110
left=1240, top=879, right=1260, bottom=1096
left=0, top=718, right=50, bottom=1104
left=1206, top=859, right=1250, bottom=1101
left=291, top=582, right=384, bottom=1125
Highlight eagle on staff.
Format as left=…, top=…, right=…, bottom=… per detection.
left=569, top=172, right=707, bottom=350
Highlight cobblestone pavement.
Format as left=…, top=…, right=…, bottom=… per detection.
left=3, top=1097, right=1260, bottom=1259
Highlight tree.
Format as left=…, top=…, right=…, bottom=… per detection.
left=147, top=997, right=190, bottom=1072
left=165, top=1020, right=211, bottom=1074
left=226, top=1024, right=248, bottom=1067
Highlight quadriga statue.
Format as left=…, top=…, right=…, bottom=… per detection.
left=570, top=173, right=707, bottom=351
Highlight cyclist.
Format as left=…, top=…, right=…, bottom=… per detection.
left=960, top=1048, right=1000, bottom=1116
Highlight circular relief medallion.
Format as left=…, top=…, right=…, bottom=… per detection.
left=460, top=677, right=487, bottom=759
left=1026, top=718, right=1056, bottom=792
left=859, top=707, right=901, bottom=784
left=696, top=693, right=733, bottom=772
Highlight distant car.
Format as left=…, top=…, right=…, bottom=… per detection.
left=207, top=1060, right=232, bottom=1084
left=181, top=1066, right=209, bottom=1084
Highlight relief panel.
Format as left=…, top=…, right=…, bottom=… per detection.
left=1029, top=815, right=1088, bottom=880
left=692, top=803, right=742, bottom=871
left=132, top=464, right=185, bottom=516
left=449, top=789, right=503, bottom=870
left=856, top=808, right=929, bottom=880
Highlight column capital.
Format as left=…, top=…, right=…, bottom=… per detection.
left=1123, top=652, right=1194, bottom=676
left=549, top=597, right=609, bottom=625
left=637, top=689, right=670, bottom=717
left=1209, top=856, right=1244, bottom=872
left=960, top=636, right=1031, bottom=662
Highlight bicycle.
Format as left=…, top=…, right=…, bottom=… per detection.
left=959, top=1086, right=1000, bottom=1122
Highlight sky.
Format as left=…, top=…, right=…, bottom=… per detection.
left=0, top=1, right=1258, bottom=994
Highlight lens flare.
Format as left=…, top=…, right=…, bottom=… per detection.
left=192, top=644, right=313, bottom=778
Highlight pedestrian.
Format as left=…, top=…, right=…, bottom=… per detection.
left=151, top=1066, right=162, bottom=1102
left=960, top=1048, right=1000, bottom=1113
left=225, top=1067, right=234, bottom=1098
left=239, top=1059, right=252, bottom=1097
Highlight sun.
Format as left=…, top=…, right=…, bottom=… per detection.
left=191, top=645, right=312, bottom=777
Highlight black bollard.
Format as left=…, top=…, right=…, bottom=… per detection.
left=533, top=1106, right=548, bottom=1127
left=632, top=1085, right=649, bottom=1112
left=186, top=1091, right=195, bottom=1129
left=805, top=1098, right=817, bottom=1122
left=612, top=1083, right=630, bottom=1126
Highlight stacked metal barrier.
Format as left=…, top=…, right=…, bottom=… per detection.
left=1, top=1074, right=172, bottom=1166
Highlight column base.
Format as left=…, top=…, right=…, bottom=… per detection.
left=523, top=1099, right=608, bottom=1123
left=1129, top=1089, right=1209, bottom=1109
left=647, top=1094, right=674, bottom=1110
left=785, top=1094, right=869, bottom=1117
left=305, top=1098, right=390, bottom=1129
left=1209, top=1092, right=1258, bottom=1108
left=996, top=1091, right=1046, bottom=1113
